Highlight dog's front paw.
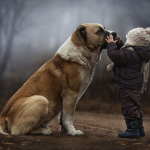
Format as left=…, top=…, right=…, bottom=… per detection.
left=68, top=130, right=84, bottom=136
left=76, top=130, right=84, bottom=135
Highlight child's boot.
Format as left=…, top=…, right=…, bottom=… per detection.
left=118, top=119, right=140, bottom=139
left=139, top=117, right=145, bottom=137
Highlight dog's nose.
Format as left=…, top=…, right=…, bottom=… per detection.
left=111, top=32, right=117, bottom=37
left=107, top=30, right=117, bottom=40
left=111, top=32, right=117, bottom=41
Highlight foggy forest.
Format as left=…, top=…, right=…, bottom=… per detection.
left=0, top=0, right=150, bottom=115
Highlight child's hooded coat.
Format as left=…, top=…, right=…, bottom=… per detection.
left=107, top=41, right=150, bottom=90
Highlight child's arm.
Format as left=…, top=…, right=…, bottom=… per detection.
left=117, top=40, right=124, bottom=49
left=105, top=35, right=126, bottom=65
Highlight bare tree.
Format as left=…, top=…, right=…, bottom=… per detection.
left=0, top=0, right=43, bottom=99
left=0, top=0, right=42, bottom=79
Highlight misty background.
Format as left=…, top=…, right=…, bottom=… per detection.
left=0, top=0, right=150, bottom=115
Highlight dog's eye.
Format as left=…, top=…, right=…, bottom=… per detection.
left=96, top=28, right=103, bottom=35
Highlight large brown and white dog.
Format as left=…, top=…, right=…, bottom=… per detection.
left=0, top=23, right=116, bottom=136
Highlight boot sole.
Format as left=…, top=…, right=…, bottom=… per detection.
left=118, top=135, right=140, bottom=139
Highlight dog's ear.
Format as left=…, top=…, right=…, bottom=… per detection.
left=76, top=25, right=87, bottom=42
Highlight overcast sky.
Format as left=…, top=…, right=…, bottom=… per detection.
left=1, top=0, right=150, bottom=77
left=11, top=0, right=150, bottom=52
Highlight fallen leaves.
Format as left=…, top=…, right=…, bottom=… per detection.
left=6, top=136, right=13, bottom=138
left=0, top=147, right=3, bottom=150
left=2, top=142, right=14, bottom=145
left=133, top=143, right=141, bottom=145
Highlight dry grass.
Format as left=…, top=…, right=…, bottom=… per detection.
left=76, top=100, right=150, bottom=115
left=1, top=98, right=150, bottom=115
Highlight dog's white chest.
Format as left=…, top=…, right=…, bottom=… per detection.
left=77, top=67, right=95, bottom=100
left=80, top=69, right=93, bottom=84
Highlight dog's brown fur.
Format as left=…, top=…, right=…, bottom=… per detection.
left=0, top=23, right=109, bottom=135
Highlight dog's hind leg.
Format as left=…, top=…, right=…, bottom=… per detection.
left=10, top=95, right=49, bottom=135
left=29, top=126, right=52, bottom=135
left=29, top=120, right=52, bottom=135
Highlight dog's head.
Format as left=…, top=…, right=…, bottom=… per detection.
left=71, top=23, right=117, bottom=52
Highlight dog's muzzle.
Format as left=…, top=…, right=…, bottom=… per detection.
left=107, top=30, right=117, bottom=41
left=102, top=30, right=117, bottom=49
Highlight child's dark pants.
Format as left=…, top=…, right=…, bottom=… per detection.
left=119, top=87, right=142, bottom=119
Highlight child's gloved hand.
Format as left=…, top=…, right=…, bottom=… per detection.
left=107, top=62, right=114, bottom=72
left=105, top=34, right=120, bottom=44
left=116, top=35, right=121, bottom=44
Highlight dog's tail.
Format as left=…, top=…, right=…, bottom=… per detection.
left=0, top=115, right=9, bottom=135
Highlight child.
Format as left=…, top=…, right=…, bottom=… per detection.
left=105, top=27, right=150, bottom=139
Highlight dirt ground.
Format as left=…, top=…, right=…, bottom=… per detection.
left=0, top=111, right=150, bottom=150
